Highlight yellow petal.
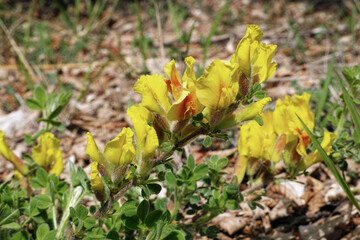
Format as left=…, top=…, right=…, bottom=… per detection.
left=104, top=127, right=135, bottom=167
left=90, top=162, right=107, bottom=202
left=127, top=104, right=157, bottom=159
left=167, top=90, right=204, bottom=121
left=183, top=56, right=197, bottom=89
left=134, top=74, right=172, bottom=115
left=142, top=127, right=159, bottom=161
left=0, top=131, right=28, bottom=175
left=273, top=92, right=314, bottom=143
left=231, top=24, right=264, bottom=77
left=234, top=155, right=248, bottom=184
left=196, top=59, right=238, bottom=111
left=32, top=132, right=60, bottom=167
left=164, top=60, right=183, bottom=100
left=238, top=121, right=263, bottom=158
left=86, top=132, right=105, bottom=164
left=252, top=43, right=277, bottom=83
left=49, top=149, right=63, bottom=176
left=0, top=130, right=14, bottom=161
left=91, top=162, right=104, bottom=191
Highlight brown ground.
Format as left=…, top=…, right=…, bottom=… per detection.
left=0, top=0, right=360, bottom=239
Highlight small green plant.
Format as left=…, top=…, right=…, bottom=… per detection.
left=24, top=86, right=72, bottom=145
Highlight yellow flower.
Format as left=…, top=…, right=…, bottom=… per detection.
left=0, top=130, right=28, bottom=176
left=166, top=57, right=204, bottom=122
left=104, top=128, right=136, bottom=167
left=32, top=132, right=63, bottom=176
left=273, top=92, right=314, bottom=156
left=195, top=59, right=238, bottom=124
left=230, top=24, right=277, bottom=85
left=86, top=129, right=135, bottom=168
left=90, top=162, right=107, bottom=202
left=134, top=74, right=172, bottom=115
left=234, top=111, right=277, bottom=183
left=127, top=105, right=159, bottom=178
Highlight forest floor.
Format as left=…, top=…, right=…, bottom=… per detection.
left=1, top=0, right=360, bottom=239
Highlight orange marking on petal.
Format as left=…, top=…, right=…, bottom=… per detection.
left=296, top=128, right=310, bottom=148
left=164, top=79, right=172, bottom=93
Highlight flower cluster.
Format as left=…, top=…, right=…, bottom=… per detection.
left=86, top=24, right=277, bottom=201
left=235, top=92, right=336, bottom=184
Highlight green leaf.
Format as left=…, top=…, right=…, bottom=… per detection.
left=160, top=142, right=174, bottom=152
left=298, top=115, right=360, bottom=212
left=48, top=105, right=65, bottom=120
left=252, top=82, right=261, bottom=92
left=202, top=136, right=212, bottom=148
left=192, top=163, right=208, bottom=180
left=1, top=222, right=21, bottom=230
left=187, top=155, right=195, bottom=170
left=106, top=231, right=120, bottom=240
left=225, top=199, right=239, bottom=210
left=123, top=216, right=140, bottom=230
left=29, top=198, right=40, bottom=217
left=69, top=161, right=80, bottom=187
left=337, top=72, right=360, bottom=141
left=76, top=205, right=88, bottom=220
left=225, top=183, right=238, bottom=195
left=254, top=115, right=264, bottom=126
left=121, top=201, right=137, bottom=217
left=59, top=91, right=72, bottom=106
left=36, top=223, right=49, bottom=240
left=145, top=210, right=162, bottom=228
left=253, top=90, right=265, bottom=99
left=12, top=230, right=30, bottom=240
left=36, top=168, right=49, bottom=186
left=25, top=98, right=43, bottom=110
left=148, top=183, right=162, bottom=194
left=165, top=172, right=177, bottom=186
left=137, top=200, right=149, bottom=222
left=34, top=195, right=52, bottom=209
left=190, top=196, right=200, bottom=204
left=43, top=230, right=57, bottom=240
left=163, top=230, right=185, bottom=240
left=29, top=179, right=46, bottom=190
left=0, top=207, right=19, bottom=226
left=34, top=87, right=46, bottom=107
left=83, top=217, right=95, bottom=229
left=217, top=157, right=228, bottom=169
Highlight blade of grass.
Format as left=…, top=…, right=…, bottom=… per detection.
left=315, top=52, right=335, bottom=123
left=336, top=71, right=360, bottom=141
left=202, top=0, right=231, bottom=69
left=166, top=0, right=181, bottom=39
left=0, top=18, right=39, bottom=86
left=297, top=115, right=360, bottom=212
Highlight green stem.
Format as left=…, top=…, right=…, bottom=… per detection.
left=335, top=107, right=348, bottom=140
left=56, top=186, right=86, bottom=238
left=52, top=204, right=58, bottom=229
left=139, top=228, right=147, bottom=240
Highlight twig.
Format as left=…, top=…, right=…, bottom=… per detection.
left=153, top=0, right=165, bottom=64
left=93, top=179, right=135, bottom=219
left=0, top=18, right=40, bottom=83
